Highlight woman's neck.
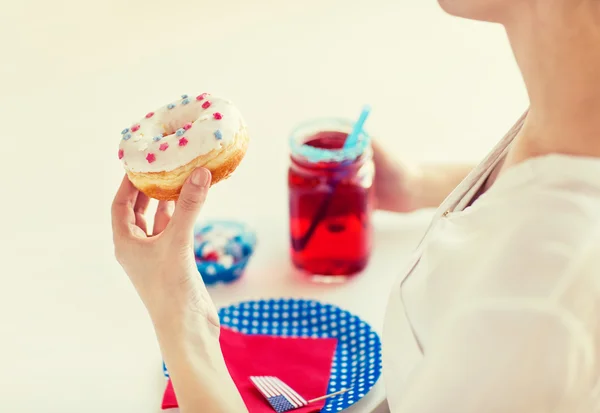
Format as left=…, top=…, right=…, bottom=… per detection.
left=505, top=3, right=600, bottom=157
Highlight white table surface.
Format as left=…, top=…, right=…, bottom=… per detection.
left=0, top=0, right=528, bottom=412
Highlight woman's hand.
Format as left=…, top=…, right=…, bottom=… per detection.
left=371, top=139, right=420, bottom=213
left=111, top=168, right=218, bottom=329
left=372, top=139, right=476, bottom=212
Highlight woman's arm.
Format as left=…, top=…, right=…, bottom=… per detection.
left=111, top=170, right=247, bottom=413
left=407, top=163, right=476, bottom=210
left=154, top=300, right=247, bottom=413
left=371, top=139, right=475, bottom=212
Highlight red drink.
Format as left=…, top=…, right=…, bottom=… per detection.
left=288, top=123, right=374, bottom=281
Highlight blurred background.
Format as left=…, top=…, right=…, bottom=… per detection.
left=0, top=0, right=528, bottom=412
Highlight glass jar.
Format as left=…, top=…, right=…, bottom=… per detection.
left=288, top=118, right=374, bottom=282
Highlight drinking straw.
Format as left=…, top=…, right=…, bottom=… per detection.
left=291, top=106, right=372, bottom=252
left=343, top=105, right=371, bottom=150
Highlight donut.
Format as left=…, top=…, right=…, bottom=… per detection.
left=118, top=93, right=249, bottom=200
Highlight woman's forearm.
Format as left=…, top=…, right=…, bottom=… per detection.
left=154, top=308, right=247, bottom=413
left=408, top=163, right=475, bottom=210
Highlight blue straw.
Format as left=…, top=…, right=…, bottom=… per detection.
left=343, top=105, right=371, bottom=150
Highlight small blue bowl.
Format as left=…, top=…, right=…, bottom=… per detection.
left=193, top=220, right=257, bottom=286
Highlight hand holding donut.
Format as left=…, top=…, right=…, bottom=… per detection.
left=111, top=168, right=219, bottom=328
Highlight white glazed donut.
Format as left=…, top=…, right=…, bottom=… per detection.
left=118, top=93, right=249, bottom=200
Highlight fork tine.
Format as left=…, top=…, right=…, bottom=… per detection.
left=250, top=376, right=302, bottom=413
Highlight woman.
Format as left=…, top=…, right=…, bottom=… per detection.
left=112, top=0, right=600, bottom=411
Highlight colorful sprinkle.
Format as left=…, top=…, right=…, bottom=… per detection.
left=181, top=94, right=188, bottom=99
left=159, top=142, right=169, bottom=151
left=183, top=122, right=192, bottom=130
left=214, top=129, right=223, bottom=140
left=196, top=93, right=208, bottom=101
left=145, top=112, right=154, bottom=119
left=123, top=133, right=132, bottom=140
left=131, top=124, right=140, bottom=132
left=179, top=137, right=188, bottom=146
left=176, top=128, right=185, bottom=136
left=153, top=135, right=162, bottom=142
left=182, top=98, right=190, bottom=105
left=121, top=128, right=129, bottom=135
left=202, top=101, right=211, bottom=109
left=118, top=149, right=124, bottom=159
left=213, top=112, right=223, bottom=120
left=167, top=103, right=176, bottom=109
left=146, top=153, right=156, bottom=163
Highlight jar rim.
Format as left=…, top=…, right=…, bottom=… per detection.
left=289, top=117, right=370, bottom=163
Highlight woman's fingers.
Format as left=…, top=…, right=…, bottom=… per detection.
left=167, top=168, right=211, bottom=240
left=134, top=192, right=151, bottom=234
left=153, top=201, right=174, bottom=236
left=111, top=175, right=139, bottom=238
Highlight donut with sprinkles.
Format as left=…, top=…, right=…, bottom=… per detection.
left=118, top=93, right=249, bottom=200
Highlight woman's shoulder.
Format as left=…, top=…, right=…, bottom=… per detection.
left=444, top=155, right=600, bottom=299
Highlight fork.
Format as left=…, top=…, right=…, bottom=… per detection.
left=250, top=376, right=348, bottom=413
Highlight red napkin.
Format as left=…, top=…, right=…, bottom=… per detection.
left=162, top=327, right=338, bottom=412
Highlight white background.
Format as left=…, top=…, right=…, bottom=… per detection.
left=0, top=0, right=528, bottom=412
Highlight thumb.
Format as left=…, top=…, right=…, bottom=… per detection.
left=168, top=168, right=212, bottom=237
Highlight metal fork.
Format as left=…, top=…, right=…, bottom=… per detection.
left=250, top=376, right=348, bottom=412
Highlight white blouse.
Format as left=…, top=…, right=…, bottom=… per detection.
left=382, top=113, right=600, bottom=413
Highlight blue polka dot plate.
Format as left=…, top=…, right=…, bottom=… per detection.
left=163, top=299, right=382, bottom=412
left=193, top=220, right=257, bottom=286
